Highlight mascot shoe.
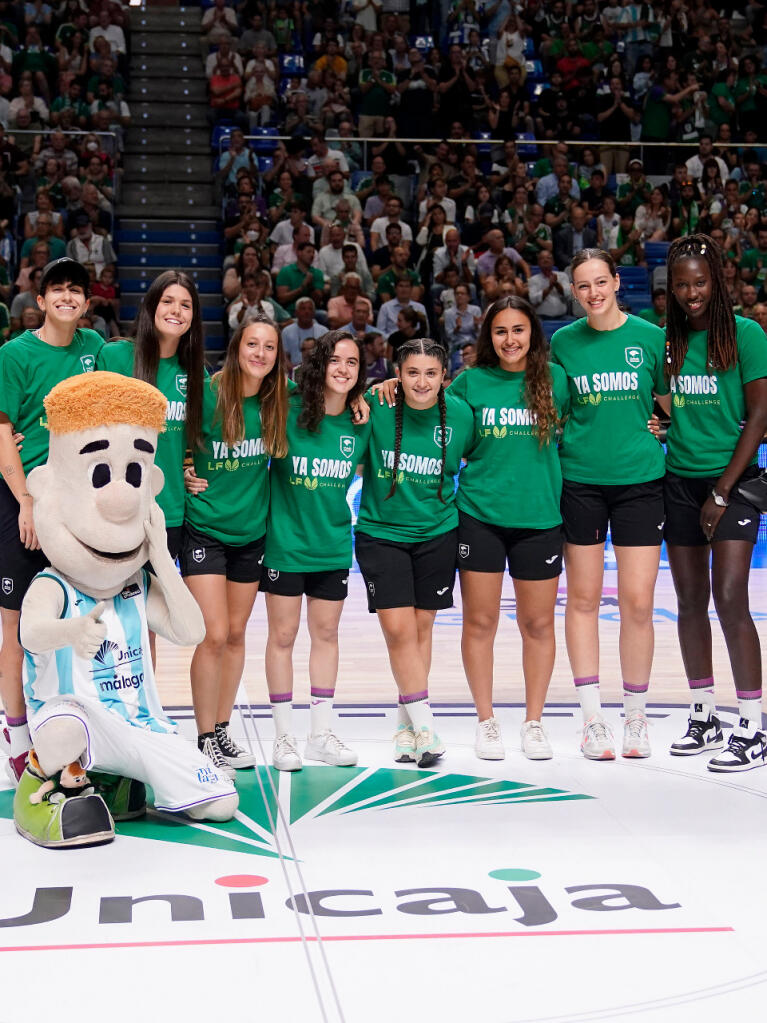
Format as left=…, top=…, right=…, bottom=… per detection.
left=90, top=772, right=147, bottom=821
left=14, top=767, right=115, bottom=849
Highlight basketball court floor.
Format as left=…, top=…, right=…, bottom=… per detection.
left=0, top=524, right=766, bottom=1021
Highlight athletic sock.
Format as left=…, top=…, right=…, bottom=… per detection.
left=309, top=687, right=334, bottom=735
left=396, top=699, right=410, bottom=727
left=574, top=676, right=601, bottom=721
left=6, top=714, right=30, bottom=757
left=270, top=692, right=293, bottom=736
left=689, top=677, right=716, bottom=714
left=197, top=731, right=215, bottom=749
left=623, top=681, right=649, bottom=716
left=400, top=690, right=434, bottom=733
left=736, top=689, right=763, bottom=729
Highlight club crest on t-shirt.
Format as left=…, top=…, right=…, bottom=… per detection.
left=625, top=347, right=643, bottom=369
left=80, top=354, right=95, bottom=372
left=340, top=435, right=355, bottom=458
left=176, top=374, right=187, bottom=397
left=434, top=426, right=453, bottom=446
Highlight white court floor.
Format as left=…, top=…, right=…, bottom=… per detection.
left=0, top=700, right=766, bottom=1023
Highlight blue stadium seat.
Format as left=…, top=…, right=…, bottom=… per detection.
left=257, top=155, right=273, bottom=173
left=542, top=319, right=573, bottom=340
left=351, top=169, right=369, bottom=191
left=624, top=292, right=652, bottom=312
left=211, top=124, right=234, bottom=151
left=617, top=266, right=649, bottom=291
left=516, top=132, right=537, bottom=158
left=645, top=241, right=671, bottom=268
left=473, top=130, right=493, bottom=155
left=411, top=35, right=434, bottom=52
left=249, top=126, right=278, bottom=153
left=525, top=59, right=544, bottom=81
left=280, top=53, right=305, bottom=76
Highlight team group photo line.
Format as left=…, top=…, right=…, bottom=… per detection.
left=0, top=235, right=765, bottom=849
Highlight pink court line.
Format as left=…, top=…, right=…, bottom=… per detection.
left=0, top=926, right=733, bottom=953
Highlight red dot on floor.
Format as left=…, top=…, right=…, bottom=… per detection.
left=215, top=874, right=269, bottom=888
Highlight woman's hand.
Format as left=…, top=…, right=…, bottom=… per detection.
left=184, top=466, right=208, bottom=495
left=647, top=414, right=661, bottom=437
left=349, top=393, right=370, bottom=424
left=699, top=494, right=726, bottom=543
left=18, top=496, right=39, bottom=550
left=12, top=431, right=23, bottom=452
left=370, top=377, right=398, bottom=407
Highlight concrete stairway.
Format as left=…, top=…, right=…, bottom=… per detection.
left=117, top=3, right=224, bottom=353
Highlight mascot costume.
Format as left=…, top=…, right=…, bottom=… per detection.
left=13, top=371, right=238, bottom=848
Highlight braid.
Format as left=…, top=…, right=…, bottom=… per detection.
left=437, top=385, right=447, bottom=504
left=385, top=384, right=406, bottom=500
left=386, top=336, right=449, bottom=502
left=665, top=232, right=737, bottom=380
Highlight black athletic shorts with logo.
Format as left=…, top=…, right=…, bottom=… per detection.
left=664, top=466, right=762, bottom=546
left=457, top=511, right=563, bottom=580
left=560, top=478, right=665, bottom=547
left=179, top=523, right=265, bottom=583
left=355, top=529, right=457, bottom=612
left=0, top=478, right=48, bottom=611
left=260, top=566, right=349, bottom=601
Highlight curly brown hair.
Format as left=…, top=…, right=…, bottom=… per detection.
left=297, top=328, right=366, bottom=432
left=475, top=295, right=558, bottom=445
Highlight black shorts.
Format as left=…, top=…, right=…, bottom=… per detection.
left=560, top=478, right=665, bottom=547
left=664, top=467, right=762, bottom=546
left=457, top=511, right=563, bottom=580
left=0, top=479, right=48, bottom=612
left=260, top=566, right=349, bottom=601
left=179, top=523, right=265, bottom=583
left=355, top=529, right=457, bottom=612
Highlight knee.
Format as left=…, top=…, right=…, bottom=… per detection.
left=268, top=625, right=298, bottom=651
left=566, top=590, right=601, bottom=616
left=34, top=711, right=88, bottom=777
left=186, top=791, right=238, bottom=822
left=201, top=627, right=228, bottom=653
left=618, top=594, right=655, bottom=627
left=712, top=583, right=749, bottom=627
left=517, top=613, right=554, bottom=642
left=310, top=623, right=339, bottom=646
left=225, top=627, right=247, bottom=650
left=463, top=610, right=499, bottom=636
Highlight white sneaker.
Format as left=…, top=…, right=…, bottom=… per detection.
left=393, top=723, right=416, bottom=763
left=272, top=733, right=302, bottom=771
left=475, top=717, right=505, bottom=760
left=414, top=726, right=445, bottom=767
left=305, top=729, right=358, bottom=767
left=198, top=735, right=236, bottom=779
left=520, top=719, right=553, bottom=760
left=622, top=709, right=651, bottom=758
left=581, top=714, right=616, bottom=760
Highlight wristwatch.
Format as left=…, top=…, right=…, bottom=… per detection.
left=711, top=489, right=729, bottom=507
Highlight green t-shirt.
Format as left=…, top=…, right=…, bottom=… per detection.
left=665, top=316, right=767, bottom=477
left=265, top=394, right=371, bottom=571
left=0, top=328, right=103, bottom=474
left=709, top=82, right=734, bottom=126
left=358, top=67, right=395, bottom=117
left=20, top=236, right=66, bottom=261
left=638, top=306, right=664, bottom=326
left=184, top=377, right=269, bottom=544
left=275, top=263, right=325, bottom=315
left=448, top=363, right=570, bottom=529
left=376, top=267, right=421, bottom=299
left=356, top=393, right=474, bottom=542
left=550, top=314, right=668, bottom=485
left=97, top=339, right=190, bottom=528
left=740, top=247, right=767, bottom=287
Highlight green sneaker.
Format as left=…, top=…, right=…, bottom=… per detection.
left=393, top=723, right=416, bottom=763
left=90, top=773, right=147, bottom=821
left=13, top=767, right=114, bottom=849
left=414, top=726, right=445, bottom=767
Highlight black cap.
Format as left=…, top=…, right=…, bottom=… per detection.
left=39, top=257, right=91, bottom=294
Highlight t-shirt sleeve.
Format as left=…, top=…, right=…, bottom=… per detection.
left=737, top=317, right=767, bottom=385
left=548, top=332, right=564, bottom=367
left=651, top=328, right=670, bottom=395
left=551, top=362, right=571, bottom=418
left=0, top=344, right=25, bottom=421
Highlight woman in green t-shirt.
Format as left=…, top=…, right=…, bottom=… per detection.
left=262, top=329, right=370, bottom=773
left=355, top=337, right=473, bottom=769
left=451, top=296, right=570, bottom=763
left=658, top=234, right=767, bottom=772
left=98, top=269, right=206, bottom=560
left=180, top=316, right=288, bottom=778
left=550, top=249, right=668, bottom=763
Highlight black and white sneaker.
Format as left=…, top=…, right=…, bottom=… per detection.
left=198, top=734, right=236, bottom=779
left=215, top=723, right=258, bottom=769
left=669, top=703, right=724, bottom=756
left=708, top=719, right=767, bottom=773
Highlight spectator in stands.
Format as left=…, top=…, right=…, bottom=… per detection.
left=9, top=71, right=48, bottom=126
left=306, top=129, right=349, bottom=179
left=432, top=227, right=476, bottom=286
left=617, top=158, right=652, bottom=215
left=543, top=172, right=578, bottom=231
left=216, top=128, right=258, bottom=190
left=362, top=331, right=393, bottom=385
left=376, top=277, right=427, bottom=337
left=9, top=264, right=41, bottom=331
left=34, top=128, right=77, bottom=176
left=281, top=297, right=326, bottom=367
left=634, top=187, right=671, bottom=241
left=384, top=303, right=426, bottom=358
left=481, top=253, right=528, bottom=303
left=437, top=44, right=476, bottom=135
left=740, top=225, right=767, bottom=290
left=205, top=36, right=243, bottom=80
left=271, top=222, right=320, bottom=277
left=227, top=269, right=276, bottom=332
left=276, top=239, right=327, bottom=314
left=20, top=211, right=65, bottom=266
left=244, top=60, right=276, bottom=129
left=312, top=168, right=362, bottom=235
left=23, top=186, right=62, bottom=238
left=370, top=194, right=412, bottom=250
left=638, top=287, right=667, bottom=327
left=476, top=227, right=529, bottom=283
left=528, top=250, right=570, bottom=319
left=595, top=75, right=634, bottom=174
left=89, top=8, right=126, bottom=58
left=610, top=208, right=645, bottom=266
left=553, top=205, right=598, bottom=271
left=377, top=244, right=423, bottom=302
left=327, top=273, right=372, bottom=328
left=443, top=283, right=481, bottom=356
left=341, top=296, right=377, bottom=341
left=740, top=283, right=758, bottom=318
left=208, top=58, right=245, bottom=129
left=396, top=47, right=438, bottom=138
left=326, top=240, right=374, bottom=300
left=671, top=177, right=701, bottom=237
left=238, top=11, right=276, bottom=58
left=536, top=155, right=580, bottom=206
left=358, top=49, right=396, bottom=137
left=65, top=210, right=116, bottom=275
left=202, top=0, right=239, bottom=46
left=581, top=167, right=613, bottom=218
left=362, top=171, right=393, bottom=226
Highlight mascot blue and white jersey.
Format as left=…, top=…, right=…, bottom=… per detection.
left=23, top=568, right=175, bottom=734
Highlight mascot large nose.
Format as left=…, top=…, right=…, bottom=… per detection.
left=93, top=480, right=142, bottom=523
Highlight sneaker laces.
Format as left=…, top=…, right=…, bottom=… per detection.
left=625, top=712, right=647, bottom=740
left=201, top=736, right=228, bottom=771
left=216, top=726, right=245, bottom=757
left=317, top=729, right=350, bottom=755
left=586, top=718, right=610, bottom=742
left=525, top=721, right=546, bottom=743
left=274, top=734, right=299, bottom=757
left=481, top=718, right=501, bottom=742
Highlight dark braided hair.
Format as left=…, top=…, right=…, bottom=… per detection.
left=665, top=233, right=737, bottom=380
left=386, top=337, right=449, bottom=503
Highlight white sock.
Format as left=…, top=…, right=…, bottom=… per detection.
left=690, top=679, right=716, bottom=715
left=623, top=687, right=648, bottom=716
left=309, top=690, right=334, bottom=735
left=402, top=697, right=435, bottom=733
left=575, top=676, right=601, bottom=721
left=8, top=720, right=30, bottom=757
left=738, top=696, right=762, bottom=729
left=396, top=702, right=409, bottom=727
left=270, top=696, right=293, bottom=737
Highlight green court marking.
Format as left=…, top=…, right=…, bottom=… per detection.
left=290, top=765, right=367, bottom=823
left=319, top=767, right=436, bottom=816
left=489, top=868, right=542, bottom=882
left=347, top=772, right=531, bottom=812
left=230, top=766, right=281, bottom=833
left=116, top=815, right=280, bottom=858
